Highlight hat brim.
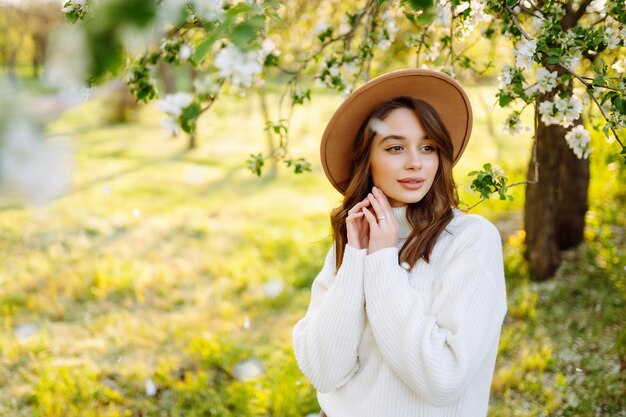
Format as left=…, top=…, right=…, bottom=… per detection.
left=320, top=68, right=473, bottom=194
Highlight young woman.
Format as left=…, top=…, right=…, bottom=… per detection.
left=292, top=69, right=508, bottom=417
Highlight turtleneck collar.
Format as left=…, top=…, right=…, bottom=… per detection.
left=391, top=205, right=412, bottom=240
left=391, top=205, right=462, bottom=241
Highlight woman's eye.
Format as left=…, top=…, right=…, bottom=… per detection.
left=421, top=145, right=436, bottom=153
left=385, top=145, right=403, bottom=152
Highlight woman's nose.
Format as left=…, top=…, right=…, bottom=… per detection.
left=404, top=150, right=422, bottom=169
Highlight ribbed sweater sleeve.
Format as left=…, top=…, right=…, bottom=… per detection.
left=292, top=244, right=367, bottom=393
left=363, top=219, right=507, bottom=406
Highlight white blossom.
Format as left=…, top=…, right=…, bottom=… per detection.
left=555, top=96, right=583, bottom=126
left=438, top=0, right=452, bottom=25
left=158, top=92, right=193, bottom=116
left=605, top=27, right=620, bottom=50
left=503, top=112, right=522, bottom=135
left=513, top=38, right=537, bottom=70
left=261, top=38, right=280, bottom=58
left=192, top=0, right=224, bottom=22
left=563, top=50, right=582, bottom=70
left=608, top=112, right=626, bottom=129
left=179, top=43, right=192, bottom=61
left=263, top=278, right=284, bottom=298
left=455, top=1, right=470, bottom=14
left=538, top=96, right=583, bottom=128
left=587, top=0, right=607, bottom=14
left=492, top=165, right=505, bottom=182
left=524, top=67, right=558, bottom=95
left=214, top=45, right=263, bottom=88
left=564, top=125, right=592, bottom=159
left=233, top=358, right=265, bottom=381
left=381, top=10, right=398, bottom=39
left=1, top=118, right=73, bottom=206
left=14, top=323, right=39, bottom=341
left=612, top=58, right=626, bottom=74
left=160, top=116, right=181, bottom=136
left=369, top=118, right=391, bottom=136
left=424, top=41, right=441, bottom=62
left=60, top=0, right=89, bottom=15
left=194, top=75, right=221, bottom=96
left=531, top=15, right=546, bottom=33
left=498, top=65, right=517, bottom=90
left=341, top=84, right=353, bottom=99
left=157, top=0, right=189, bottom=26
left=376, top=38, right=392, bottom=51
left=314, top=22, right=329, bottom=35
left=342, top=58, right=360, bottom=76
left=469, top=0, right=491, bottom=24
left=145, top=378, right=157, bottom=396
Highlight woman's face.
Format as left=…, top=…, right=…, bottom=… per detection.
left=368, top=107, right=439, bottom=207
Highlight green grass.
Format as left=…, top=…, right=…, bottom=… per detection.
left=0, top=84, right=624, bottom=416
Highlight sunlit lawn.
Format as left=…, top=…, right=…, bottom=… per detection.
left=0, top=84, right=624, bottom=416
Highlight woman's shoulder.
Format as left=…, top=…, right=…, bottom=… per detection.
left=448, top=207, right=502, bottom=243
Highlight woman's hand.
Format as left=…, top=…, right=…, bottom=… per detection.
left=361, top=186, right=399, bottom=254
left=346, top=198, right=371, bottom=250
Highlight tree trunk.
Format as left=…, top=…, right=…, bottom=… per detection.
left=158, top=59, right=176, bottom=95
left=32, top=32, right=46, bottom=79
left=257, top=87, right=278, bottom=178
left=555, top=137, right=589, bottom=250
left=524, top=93, right=589, bottom=280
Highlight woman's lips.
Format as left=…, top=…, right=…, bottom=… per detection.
left=397, top=178, right=424, bottom=190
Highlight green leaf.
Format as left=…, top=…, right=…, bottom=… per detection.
left=405, top=0, right=434, bottom=12
left=180, top=102, right=202, bottom=133
left=247, top=153, right=265, bottom=176
left=592, top=58, right=606, bottom=75
left=601, top=91, right=619, bottom=106
left=65, top=11, right=79, bottom=24
left=498, top=93, right=514, bottom=107
left=230, top=22, right=259, bottom=50
left=614, top=97, right=626, bottom=115
left=193, top=28, right=223, bottom=62
left=592, top=76, right=606, bottom=87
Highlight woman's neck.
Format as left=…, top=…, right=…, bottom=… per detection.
left=391, top=206, right=411, bottom=239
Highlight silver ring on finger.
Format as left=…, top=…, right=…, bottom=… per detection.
left=378, top=216, right=386, bottom=220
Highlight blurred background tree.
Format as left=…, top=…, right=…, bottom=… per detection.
left=1, top=0, right=625, bottom=279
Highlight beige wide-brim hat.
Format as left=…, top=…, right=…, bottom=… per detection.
left=320, top=68, right=473, bottom=194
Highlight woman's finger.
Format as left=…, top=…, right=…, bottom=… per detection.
left=348, top=198, right=371, bottom=214
left=372, top=186, right=394, bottom=219
left=361, top=206, right=378, bottom=228
left=367, top=192, right=387, bottom=222
left=346, top=212, right=365, bottom=221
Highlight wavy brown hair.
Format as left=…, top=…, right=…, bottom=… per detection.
left=330, top=97, right=459, bottom=271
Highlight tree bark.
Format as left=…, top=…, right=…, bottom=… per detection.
left=524, top=3, right=592, bottom=281
left=524, top=93, right=589, bottom=280
left=555, top=136, right=589, bottom=250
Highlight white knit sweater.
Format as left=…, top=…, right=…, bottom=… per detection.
left=292, top=206, right=507, bottom=417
